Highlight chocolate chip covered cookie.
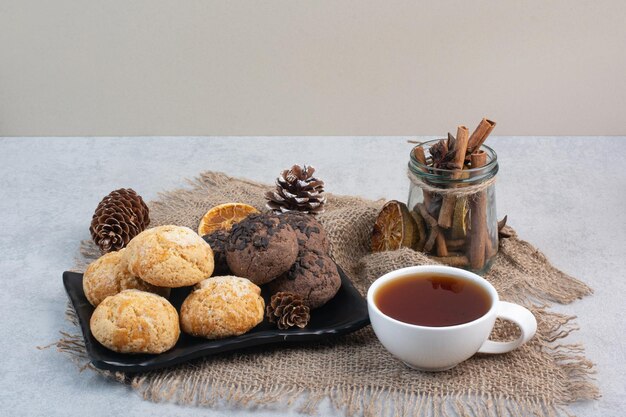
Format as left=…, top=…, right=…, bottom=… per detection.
left=268, top=249, right=341, bottom=309
left=202, top=230, right=231, bottom=276
left=226, top=213, right=298, bottom=285
left=280, top=212, right=330, bottom=253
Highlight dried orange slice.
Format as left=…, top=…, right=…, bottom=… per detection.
left=371, top=200, right=419, bottom=252
left=451, top=197, right=468, bottom=239
left=197, top=203, right=259, bottom=235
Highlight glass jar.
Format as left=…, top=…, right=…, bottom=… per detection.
left=407, top=141, right=499, bottom=273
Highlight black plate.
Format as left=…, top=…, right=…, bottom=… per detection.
left=63, top=267, right=370, bottom=372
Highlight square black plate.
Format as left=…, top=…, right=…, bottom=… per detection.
left=63, top=267, right=370, bottom=373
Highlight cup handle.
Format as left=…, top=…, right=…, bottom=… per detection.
left=477, top=301, right=537, bottom=354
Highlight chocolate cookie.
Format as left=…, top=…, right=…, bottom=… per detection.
left=202, top=230, right=231, bottom=276
left=268, top=249, right=341, bottom=309
left=226, top=213, right=298, bottom=285
left=280, top=212, right=330, bottom=253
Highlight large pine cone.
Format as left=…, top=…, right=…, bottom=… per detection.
left=265, top=164, right=326, bottom=214
left=89, top=188, right=150, bottom=253
left=266, top=292, right=310, bottom=329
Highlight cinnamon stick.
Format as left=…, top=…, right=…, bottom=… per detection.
left=431, top=255, right=469, bottom=268
left=412, top=146, right=432, bottom=208
left=446, top=238, right=466, bottom=251
left=438, top=126, right=469, bottom=229
left=416, top=203, right=438, bottom=228
left=417, top=203, right=440, bottom=252
left=423, top=227, right=438, bottom=253
left=469, top=150, right=488, bottom=270
left=467, top=118, right=496, bottom=154
left=413, top=145, right=427, bottom=164
left=435, top=234, right=448, bottom=257
left=482, top=216, right=505, bottom=260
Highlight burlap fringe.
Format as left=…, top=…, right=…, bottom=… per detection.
left=55, top=302, right=599, bottom=417
left=493, top=237, right=593, bottom=305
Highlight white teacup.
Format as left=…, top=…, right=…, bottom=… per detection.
left=367, top=265, right=537, bottom=372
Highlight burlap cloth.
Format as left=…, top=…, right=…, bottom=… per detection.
left=58, top=171, right=599, bottom=417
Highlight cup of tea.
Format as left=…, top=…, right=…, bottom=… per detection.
left=367, top=265, right=537, bottom=371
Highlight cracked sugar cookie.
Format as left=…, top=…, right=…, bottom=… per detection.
left=83, top=249, right=170, bottom=306
left=90, top=290, right=180, bottom=354
left=123, top=225, right=214, bottom=287
left=180, top=276, right=265, bottom=339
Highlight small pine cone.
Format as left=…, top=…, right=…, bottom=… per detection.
left=89, top=188, right=150, bottom=253
left=265, top=164, right=326, bottom=215
left=266, top=292, right=311, bottom=329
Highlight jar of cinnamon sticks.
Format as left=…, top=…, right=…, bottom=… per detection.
left=407, top=120, right=499, bottom=273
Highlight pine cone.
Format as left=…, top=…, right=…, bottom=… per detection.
left=89, top=188, right=150, bottom=253
left=266, top=292, right=311, bottom=329
left=265, top=164, right=326, bottom=214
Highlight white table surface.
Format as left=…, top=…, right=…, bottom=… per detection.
left=0, top=137, right=623, bottom=417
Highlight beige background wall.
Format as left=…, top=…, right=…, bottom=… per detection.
left=1, top=1, right=625, bottom=136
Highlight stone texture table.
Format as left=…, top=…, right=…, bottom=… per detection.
left=0, top=137, right=623, bottom=416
